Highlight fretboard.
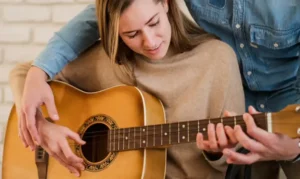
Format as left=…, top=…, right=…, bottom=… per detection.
left=107, top=113, right=268, bottom=152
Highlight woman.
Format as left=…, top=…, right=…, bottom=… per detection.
left=10, top=0, right=244, bottom=178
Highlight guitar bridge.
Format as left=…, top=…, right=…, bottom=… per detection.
left=35, top=146, right=49, bottom=179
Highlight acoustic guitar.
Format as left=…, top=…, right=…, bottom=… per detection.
left=2, top=80, right=300, bottom=179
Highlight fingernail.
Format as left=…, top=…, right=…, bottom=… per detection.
left=53, top=114, right=59, bottom=120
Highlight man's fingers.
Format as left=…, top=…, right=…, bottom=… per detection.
left=243, top=113, right=274, bottom=146
left=18, top=112, right=28, bottom=147
left=21, top=112, right=35, bottom=150
left=223, top=148, right=261, bottom=165
left=234, top=125, right=266, bottom=153
left=44, top=96, right=59, bottom=121
left=24, top=107, right=41, bottom=145
left=248, top=106, right=260, bottom=114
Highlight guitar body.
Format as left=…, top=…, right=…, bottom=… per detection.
left=2, top=81, right=166, bottom=179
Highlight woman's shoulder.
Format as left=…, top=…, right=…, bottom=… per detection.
left=193, top=39, right=237, bottom=65
left=195, top=39, right=236, bottom=57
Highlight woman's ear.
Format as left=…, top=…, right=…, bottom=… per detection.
left=162, top=0, right=169, bottom=13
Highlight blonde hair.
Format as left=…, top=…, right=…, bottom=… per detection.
left=96, top=0, right=215, bottom=76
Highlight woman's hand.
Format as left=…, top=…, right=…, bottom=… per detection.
left=223, top=106, right=300, bottom=164
left=36, top=109, right=86, bottom=177
left=19, top=66, right=59, bottom=150
left=196, top=111, right=238, bottom=156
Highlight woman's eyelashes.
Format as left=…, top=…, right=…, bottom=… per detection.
left=128, top=32, right=138, bottom=39
left=127, top=19, right=160, bottom=39
left=149, top=19, right=160, bottom=27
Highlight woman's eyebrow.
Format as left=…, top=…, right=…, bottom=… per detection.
left=122, top=13, right=159, bottom=34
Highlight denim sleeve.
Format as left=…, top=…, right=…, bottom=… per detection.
left=32, top=4, right=99, bottom=79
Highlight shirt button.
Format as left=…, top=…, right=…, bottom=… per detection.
left=247, top=71, right=252, bottom=76
left=260, top=104, right=265, bottom=109
left=240, top=43, right=244, bottom=48
left=235, top=24, right=241, bottom=29
left=274, top=43, right=279, bottom=48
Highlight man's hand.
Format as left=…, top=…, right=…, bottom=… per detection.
left=223, top=106, right=300, bottom=164
left=19, top=66, right=59, bottom=150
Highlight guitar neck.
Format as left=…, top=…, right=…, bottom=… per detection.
left=107, top=113, right=269, bottom=152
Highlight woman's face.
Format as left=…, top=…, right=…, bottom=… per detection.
left=119, top=0, right=171, bottom=61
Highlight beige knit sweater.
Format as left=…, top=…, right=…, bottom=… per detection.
left=9, top=39, right=245, bottom=179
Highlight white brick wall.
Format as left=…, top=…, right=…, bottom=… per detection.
left=0, top=0, right=93, bottom=176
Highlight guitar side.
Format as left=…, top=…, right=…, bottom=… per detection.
left=2, top=81, right=166, bottom=179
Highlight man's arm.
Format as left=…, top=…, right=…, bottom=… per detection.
left=33, top=4, right=99, bottom=79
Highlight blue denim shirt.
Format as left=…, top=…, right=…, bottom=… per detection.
left=33, top=1, right=300, bottom=112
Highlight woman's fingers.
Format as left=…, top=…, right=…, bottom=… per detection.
left=59, top=136, right=84, bottom=163
left=224, top=125, right=237, bottom=144
left=216, top=123, right=228, bottom=148
left=207, top=124, right=219, bottom=152
left=196, top=133, right=211, bottom=151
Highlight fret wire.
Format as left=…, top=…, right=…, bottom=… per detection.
left=114, top=129, right=116, bottom=151
left=178, top=122, right=180, bottom=143
left=169, top=123, right=171, bottom=144
left=123, top=128, right=125, bottom=150
left=198, top=120, right=199, bottom=133
left=187, top=121, right=189, bottom=142
left=154, top=125, right=156, bottom=146
left=128, top=128, right=130, bottom=150
left=134, top=127, right=135, bottom=149
left=234, top=116, right=237, bottom=126
left=146, top=126, right=148, bottom=147
left=140, top=127, right=142, bottom=148
left=161, top=124, right=163, bottom=145
left=118, top=129, right=120, bottom=151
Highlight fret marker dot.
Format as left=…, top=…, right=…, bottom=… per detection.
left=125, top=137, right=128, bottom=140
left=164, top=132, right=168, bottom=136
left=143, top=140, right=145, bottom=144
left=143, top=129, right=145, bottom=132
left=182, top=125, right=185, bottom=128
left=203, top=128, right=206, bottom=131
left=182, top=136, right=185, bottom=139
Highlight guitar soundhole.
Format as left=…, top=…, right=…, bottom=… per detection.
left=81, top=123, right=109, bottom=163
left=76, top=115, right=117, bottom=171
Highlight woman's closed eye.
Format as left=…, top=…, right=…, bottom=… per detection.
left=128, top=31, right=138, bottom=39
left=149, top=19, right=160, bottom=27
